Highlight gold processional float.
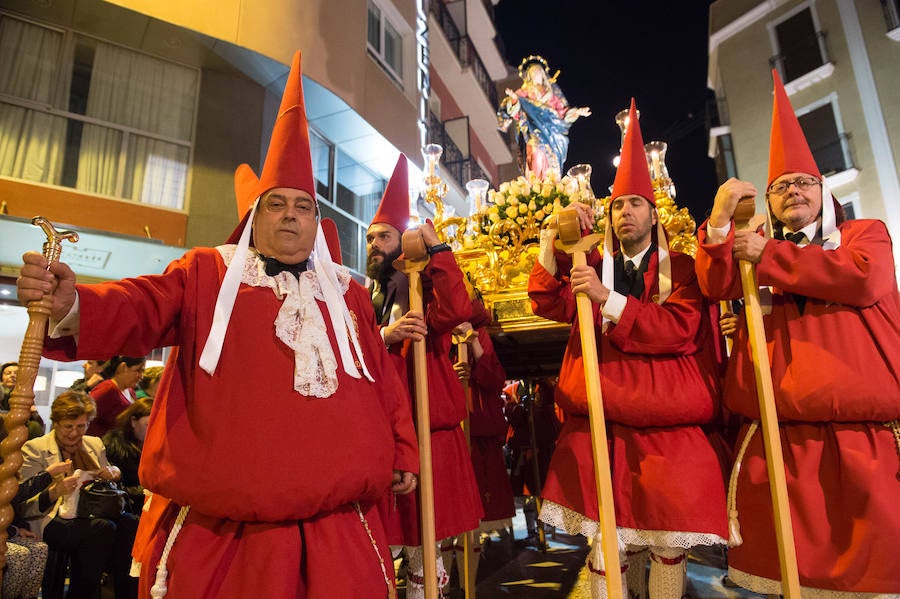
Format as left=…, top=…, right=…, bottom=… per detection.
left=421, top=56, right=698, bottom=356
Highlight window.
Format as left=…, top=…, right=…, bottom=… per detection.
left=367, top=0, right=404, bottom=83
left=0, top=13, right=198, bottom=210
left=769, top=5, right=832, bottom=85
left=796, top=96, right=854, bottom=177
left=311, top=130, right=333, bottom=202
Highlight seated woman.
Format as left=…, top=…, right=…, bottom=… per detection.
left=102, top=398, right=152, bottom=515
left=19, top=391, right=138, bottom=599
left=88, top=357, right=145, bottom=437
left=1, top=414, right=70, bottom=599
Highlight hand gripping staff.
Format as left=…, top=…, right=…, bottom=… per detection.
left=393, top=228, right=439, bottom=599
left=0, top=218, right=78, bottom=582
left=732, top=198, right=801, bottom=598
left=554, top=209, right=622, bottom=598
left=451, top=327, right=477, bottom=598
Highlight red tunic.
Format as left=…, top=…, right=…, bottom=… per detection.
left=528, top=248, right=727, bottom=541
left=467, top=328, right=515, bottom=523
left=88, top=378, right=131, bottom=437
left=695, top=219, right=900, bottom=593
left=375, top=251, right=484, bottom=544
left=44, top=247, right=419, bottom=598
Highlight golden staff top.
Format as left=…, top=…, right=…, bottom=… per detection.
left=32, top=216, right=80, bottom=264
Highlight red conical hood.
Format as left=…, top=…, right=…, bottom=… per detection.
left=255, top=51, right=316, bottom=201
left=370, top=154, right=409, bottom=233
left=226, top=164, right=260, bottom=245
left=611, top=98, right=655, bottom=205
left=320, top=217, right=343, bottom=265
left=768, top=69, right=821, bottom=187
left=234, top=163, right=259, bottom=219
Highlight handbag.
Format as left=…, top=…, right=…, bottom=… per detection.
left=75, top=479, right=128, bottom=519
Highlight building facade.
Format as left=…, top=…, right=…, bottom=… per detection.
left=0, top=0, right=513, bottom=409
left=707, top=0, right=900, bottom=272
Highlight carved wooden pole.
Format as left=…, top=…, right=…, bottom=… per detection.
left=554, top=210, right=622, bottom=597
left=0, top=217, right=78, bottom=583
left=733, top=198, right=801, bottom=598
left=452, top=328, right=477, bottom=598
left=394, top=229, right=438, bottom=599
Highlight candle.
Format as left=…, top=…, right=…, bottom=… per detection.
left=651, top=151, right=661, bottom=180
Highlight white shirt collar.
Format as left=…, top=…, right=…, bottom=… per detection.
left=783, top=220, right=819, bottom=246
left=622, top=243, right=652, bottom=268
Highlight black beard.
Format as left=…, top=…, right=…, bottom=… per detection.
left=366, top=246, right=402, bottom=281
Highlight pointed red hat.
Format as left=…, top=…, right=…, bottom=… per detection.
left=611, top=98, right=655, bottom=205
left=320, top=217, right=343, bottom=265
left=768, top=69, right=821, bottom=187
left=234, top=163, right=259, bottom=219
left=255, top=51, right=316, bottom=201
left=225, top=163, right=260, bottom=244
left=370, top=154, right=409, bottom=232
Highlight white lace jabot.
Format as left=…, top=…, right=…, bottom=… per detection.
left=216, top=244, right=353, bottom=398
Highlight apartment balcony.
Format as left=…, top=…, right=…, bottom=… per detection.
left=431, top=0, right=498, bottom=108
left=428, top=1, right=512, bottom=168
left=427, top=112, right=489, bottom=191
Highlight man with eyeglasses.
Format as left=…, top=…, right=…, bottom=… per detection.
left=695, top=71, right=900, bottom=596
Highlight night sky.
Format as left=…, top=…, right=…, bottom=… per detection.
left=493, top=0, right=719, bottom=222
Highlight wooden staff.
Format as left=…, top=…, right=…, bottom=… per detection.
left=393, top=229, right=438, bottom=599
left=719, top=300, right=734, bottom=356
left=554, top=210, right=622, bottom=597
left=451, top=328, right=477, bottom=598
left=733, top=198, right=800, bottom=598
left=523, top=382, right=546, bottom=551
left=0, top=218, right=78, bottom=583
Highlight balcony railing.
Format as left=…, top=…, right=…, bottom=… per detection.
left=430, top=1, right=499, bottom=108
left=427, top=111, right=489, bottom=189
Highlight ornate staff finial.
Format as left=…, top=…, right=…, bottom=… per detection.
left=31, top=216, right=79, bottom=266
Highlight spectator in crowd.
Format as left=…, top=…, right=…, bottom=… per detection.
left=0, top=362, right=45, bottom=440
left=87, top=357, right=145, bottom=437
left=134, top=367, right=163, bottom=400
left=19, top=391, right=137, bottom=599
left=0, top=414, right=68, bottom=599
left=102, top=397, right=152, bottom=515
left=0, top=363, right=16, bottom=403
left=69, top=360, right=105, bottom=394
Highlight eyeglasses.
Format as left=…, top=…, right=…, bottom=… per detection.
left=767, top=176, right=821, bottom=196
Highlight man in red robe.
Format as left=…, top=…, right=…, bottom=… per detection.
left=528, top=100, right=727, bottom=598
left=443, top=298, right=515, bottom=583
left=366, top=154, right=483, bottom=598
left=695, top=70, right=900, bottom=596
left=17, top=51, right=418, bottom=599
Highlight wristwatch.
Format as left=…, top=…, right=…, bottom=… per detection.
left=427, top=242, right=452, bottom=255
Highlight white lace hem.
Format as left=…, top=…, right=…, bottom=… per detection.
left=538, top=500, right=727, bottom=549
left=728, top=567, right=900, bottom=598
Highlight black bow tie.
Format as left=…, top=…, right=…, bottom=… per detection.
left=785, top=231, right=807, bottom=245
left=262, top=255, right=308, bottom=278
